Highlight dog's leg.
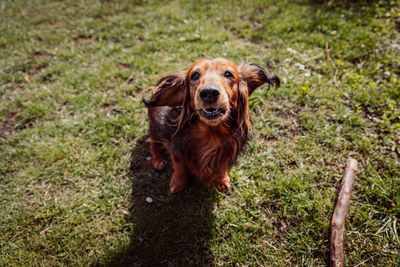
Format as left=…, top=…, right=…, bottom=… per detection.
left=149, top=141, right=167, bottom=170
left=169, top=154, right=188, bottom=193
left=215, top=172, right=231, bottom=191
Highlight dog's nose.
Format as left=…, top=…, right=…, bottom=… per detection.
left=199, top=86, right=220, bottom=103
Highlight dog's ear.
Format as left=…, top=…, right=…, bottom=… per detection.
left=236, top=63, right=279, bottom=136
left=236, top=80, right=253, bottom=137
left=238, top=63, right=280, bottom=95
left=143, top=71, right=187, bottom=107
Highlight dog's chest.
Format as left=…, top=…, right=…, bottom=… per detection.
left=177, top=125, right=241, bottom=176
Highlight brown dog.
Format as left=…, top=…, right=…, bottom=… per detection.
left=143, top=58, right=279, bottom=193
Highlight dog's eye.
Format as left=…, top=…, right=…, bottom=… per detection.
left=191, top=72, right=200, bottom=81
left=224, top=71, right=234, bottom=78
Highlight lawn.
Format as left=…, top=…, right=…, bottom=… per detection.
left=0, top=0, right=399, bottom=266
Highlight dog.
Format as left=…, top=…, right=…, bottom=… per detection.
left=143, top=58, right=279, bottom=193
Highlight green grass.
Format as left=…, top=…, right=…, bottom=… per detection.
left=1, top=0, right=399, bottom=265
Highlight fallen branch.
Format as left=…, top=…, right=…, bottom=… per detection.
left=330, top=158, right=358, bottom=267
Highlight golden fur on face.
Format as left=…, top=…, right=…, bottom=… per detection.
left=188, top=58, right=239, bottom=125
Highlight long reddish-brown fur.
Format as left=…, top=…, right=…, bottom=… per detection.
left=143, top=58, right=279, bottom=193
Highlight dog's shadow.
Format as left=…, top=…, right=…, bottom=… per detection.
left=104, top=135, right=217, bottom=266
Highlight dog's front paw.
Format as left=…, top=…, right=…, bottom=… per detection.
left=153, top=159, right=167, bottom=170
left=169, top=173, right=187, bottom=194
left=215, top=175, right=231, bottom=191
left=148, top=156, right=167, bottom=170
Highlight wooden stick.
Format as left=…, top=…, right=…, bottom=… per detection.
left=330, top=158, right=358, bottom=267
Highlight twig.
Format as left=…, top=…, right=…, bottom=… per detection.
left=325, top=42, right=341, bottom=88
left=325, top=42, right=336, bottom=68
left=304, top=52, right=325, bottom=63
left=120, top=72, right=136, bottom=88
left=333, top=69, right=339, bottom=88
left=330, top=158, right=358, bottom=267
left=354, top=256, right=374, bottom=267
left=262, top=240, right=280, bottom=251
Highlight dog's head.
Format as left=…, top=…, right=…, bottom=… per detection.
left=144, top=58, right=279, bottom=132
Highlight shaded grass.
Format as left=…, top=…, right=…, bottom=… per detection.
left=0, top=0, right=399, bottom=266
left=102, top=136, right=217, bottom=266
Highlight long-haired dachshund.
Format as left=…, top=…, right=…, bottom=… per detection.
left=143, top=58, right=279, bottom=193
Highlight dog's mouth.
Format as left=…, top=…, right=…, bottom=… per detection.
left=200, top=108, right=226, bottom=119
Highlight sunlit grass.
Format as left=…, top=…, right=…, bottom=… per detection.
left=1, top=0, right=399, bottom=265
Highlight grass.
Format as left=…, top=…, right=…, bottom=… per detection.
left=0, top=0, right=399, bottom=265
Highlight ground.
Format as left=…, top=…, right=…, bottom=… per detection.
left=0, top=0, right=399, bottom=266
